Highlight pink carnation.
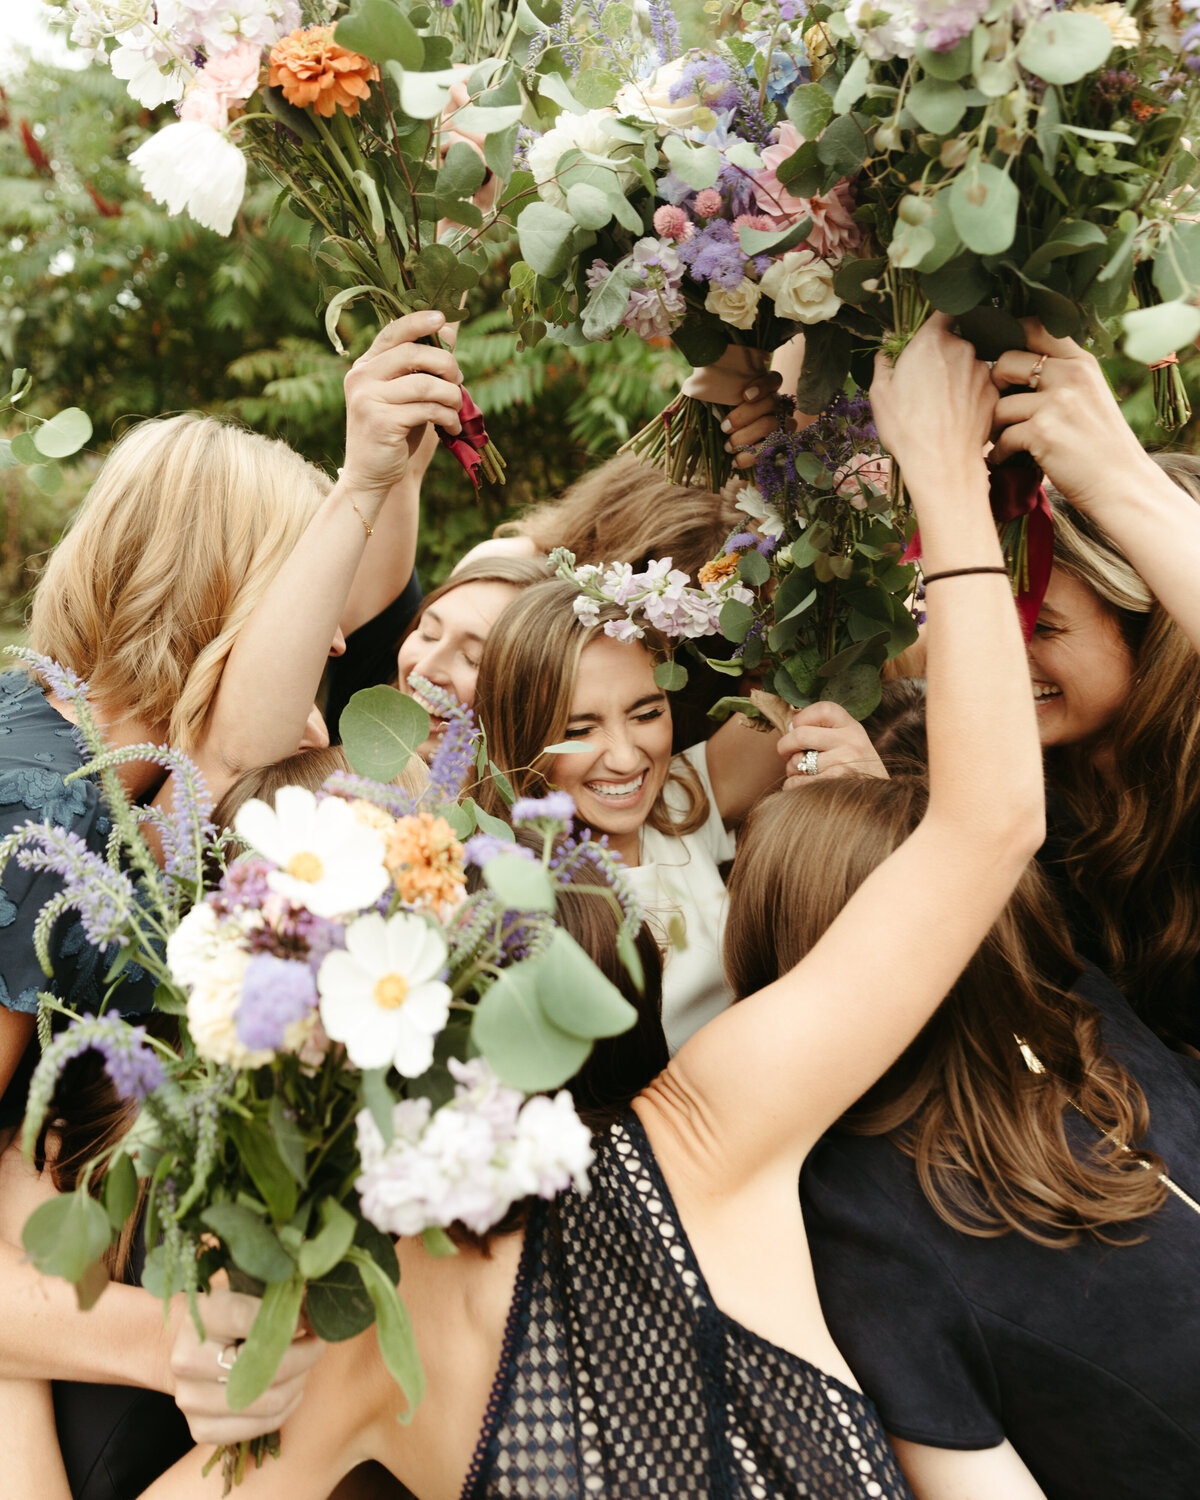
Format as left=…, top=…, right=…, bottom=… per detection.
left=180, top=40, right=262, bottom=130
left=653, top=204, right=690, bottom=241
left=693, top=187, right=723, bottom=218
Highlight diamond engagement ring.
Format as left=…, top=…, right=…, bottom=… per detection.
left=799, top=749, right=819, bottom=776
left=1028, top=354, right=1048, bottom=391
left=216, top=1341, right=240, bottom=1385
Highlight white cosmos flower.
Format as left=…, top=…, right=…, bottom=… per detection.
left=109, top=30, right=192, bottom=106
left=317, top=911, right=452, bottom=1076
left=129, top=121, right=248, bottom=236
left=234, top=785, right=389, bottom=919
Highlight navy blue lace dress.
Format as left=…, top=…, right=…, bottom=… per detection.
left=463, top=1113, right=911, bottom=1500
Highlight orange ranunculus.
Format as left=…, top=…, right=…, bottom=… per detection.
left=268, top=26, right=379, bottom=119
left=698, top=552, right=741, bottom=586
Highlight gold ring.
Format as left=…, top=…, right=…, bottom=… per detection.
left=217, top=1341, right=240, bottom=1373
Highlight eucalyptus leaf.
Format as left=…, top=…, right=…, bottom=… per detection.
left=616, top=925, right=645, bottom=992
left=542, top=741, right=595, bottom=754
left=1022, top=219, right=1107, bottom=276
left=833, top=51, right=870, bottom=115
left=517, top=201, right=577, bottom=278
left=104, top=1152, right=139, bottom=1233
left=349, top=1248, right=425, bottom=1420
left=202, top=1203, right=297, bottom=1284
left=737, top=549, right=771, bottom=587
left=335, top=0, right=424, bottom=67
left=654, top=658, right=688, bottom=691
left=398, top=68, right=458, bottom=120
left=225, top=1275, right=304, bottom=1411
left=0, top=440, right=15, bottom=470
left=9, top=431, right=39, bottom=465
left=1122, top=300, right=1200, bottom=365
left=536, top=928, right=637, bottom=1039
left=450, top=102, right=525, bottom=134
left=816, top=114, right=870, bottom=179
left=472, top=962, right=591, bottom=1091
left=914, top=193, right=962, bottom=274
left=662, top=136, right=722, bottom=190
left=538, top=71, right=586, bottom=116
left=1016, top=11, right=1112, bottom=85
left=786, top=83, right=833, bottom=139
left=736, top=216, right=813, bottom=257
left=32, top=407, right=91, bottom=459
left=567, top=181, right=616, bottom=232
left=439, top=141, right=487, bottom=198
left=907, top=77, right=966, bottom=134
left=819, top=662, right=883, bottom=719
left=575, top=69, right=620, bottom=108
left=22, top=1191, right=111, bottom=1287
left=340, top=685, right=430, bottom=781
left=794, top=322, right=852, bottom=413
left=26, top=463, right=63, bottom=497
left=948, top=161, right=1018, bottom=255
left=919, top=251, right=992, bottom=315
left=914, top=35, right=972, bottom=79
left=1152, top=221, right=1200, bottom=303
left=483, top=853, right=556, bottom=913
left=720, top=599, right=755, bottom=642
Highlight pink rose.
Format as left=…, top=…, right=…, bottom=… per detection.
left=180, top=40, right=262, bottom=131
left=752, top=123, right=863, bottom=258
left=751, top=121, right=809, bottom=220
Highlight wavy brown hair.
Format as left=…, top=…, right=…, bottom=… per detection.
left=724, top=777, right=1166, bottom=1246
left=473, top=580, right=707, bottom=835
left=1046, top=453, right=1200, bottom=1047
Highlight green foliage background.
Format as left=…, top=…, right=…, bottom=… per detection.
left=0, top=40, right=1196, bottom=644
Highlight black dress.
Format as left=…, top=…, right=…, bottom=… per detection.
left=465, top=1112, right=912, bottom=1498
left=802, top=964, right=1200, bottom=1500
left=324, top=573, right=423, bottom=743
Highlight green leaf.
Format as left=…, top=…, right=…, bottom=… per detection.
left=819, top=662, right=883, bottom=719
left=816, top=114, right=870, bottom=179
left=306, top=1219, right=397, bottom=1340
left=349, top=1248, right=425, bottom=1420
left=324, top=283, right=378, bottom=354
left=397, top=67, right=458, bottom=120
left=601, top=1, right=632, bottom=36
left=450, top=102, right=525, bottom=134
left=786, top=83, right=833, bottom=139
left=412, top=242, right=480, bottom=315
left=439, top=141, right=487, bottom=199
left=833, top=51, right=870, bottom=115
left=263, top=83, right=321, bottom=142
left=298, top=1199, right=358, bottom=1281
left=542, top=741, right=594, bottom=754
left=336, top=0, right=424, bottom=67
left=341, top=685, right=430, bottom=781
left=360, top=1066, right=396, bottom=1147
left=1153, top=221, right=1200, bottom=303
left=948, top=160, right=1018, bottom=255
left=202, top=1203, right=298, bottom=1283
left=438, top=800, right=476, bottom=840
left=736, top=216, right=813, bottom=257
left=536, top=928, right=637, bottom=1039
left=567, top=182, right=615, bottom=232
left=907, top=77, right=966, bottom=134
left=662, top=136, right=721, bottom=190
left=707, top=695, right=765, bottom=725
left=914, top=193, right=962, bottom=274
left=1016, top=11, right=1112, bottom=85
left=615, top=925, right=644, bottom=992
left=720, top=598, right=755, bottom=642
left=32, top=407, right=91, bottom=459
left=103, top=1152, right=139, bottom=1233
left=737, top=549, right=771, bottom=587
left=919, top=251, right=992, bottom=315
left=227, top=1119, right=298, bottom=1225
left=1122, top=300, right=1200, bottom=365
left=268, top=1094, right=307, bottom=1184
left=833, top=255, right=887, bottom=305
left=575, top=69, right=620, bottom=108
left=421, top=1225, right=458, bottom=1257
left=9, top=431, right=39, bottom=465
left=225, top=1275, right=304, bottom=1412
left=795, top=322, right=853, bottom=413
left=517, top=201, right=577, bottom=278
left=22, top=1191, right=112, bottom=1286
left=0, top=440, right=15, bottom=471
left=654, top=658, right=688, bottom=691
left=1022, top=219, right=1107, bottom=276
left=472, top=962, right=591, bottom=1090
left=487, top=761, right=516, bottom=807
left=671, top=317, right=729, bottom=367
left=915, top=35, right=972, bottom=79
left=538, top=71, right=586, bottom=116
left=483, top=852, right=556, bottom=913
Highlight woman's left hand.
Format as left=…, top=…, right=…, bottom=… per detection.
left=723, top=371, right=791, bottom=469
left=778, top=702, right=888, bottom=789
left=989, top=319, right=1160, bottom=518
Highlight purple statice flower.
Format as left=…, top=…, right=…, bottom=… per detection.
left=464, top=833, right=531, bottom=868
left=412, top=675, right=479, bottom=806
left=67, top=1012, right=165, bottom=1102
left=512, top=792, right=576, bottom=826
left=11, top=821, right=137, bottom=949
left=914, top=0, right=988, bottom=51
left=677, top=219, right=748, bottom=289
left=646, top=0, right=681, bottom=63
left=236, top=952, right=317, bottom=1052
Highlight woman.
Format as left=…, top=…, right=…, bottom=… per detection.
left=0, top=308, right=462, bottom=1497
left=472, top=579, right=783, bottom=1050
left=126, top=311, right=1043, bottom=1498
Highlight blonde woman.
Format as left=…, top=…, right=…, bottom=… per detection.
left=0, top=309, right=462, bottom=1498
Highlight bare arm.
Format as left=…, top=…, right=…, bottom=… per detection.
left=0, top=1007, right=33, bottom=1104
left=639, top=314, right=1045, bottom=1189
left=704, top=715, right=784, bottom=824
left=892, top=1437, right=1046, bottom=1500
left=991, top=320, right=1200, bottom=655
left=0, top=1377, right=72, bottom=1500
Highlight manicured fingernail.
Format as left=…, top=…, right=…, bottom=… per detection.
left=744, top=385, right=759, bottom=401
left=724, top=440, right=733, bottom=454
left=720, top=418, right=731, bottom=432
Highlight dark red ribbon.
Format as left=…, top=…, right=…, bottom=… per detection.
left=900, top=457, right=1053, bottom=640
left=437, top=386, right=490, bottom=488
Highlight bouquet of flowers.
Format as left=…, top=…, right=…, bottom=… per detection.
left=9, top=654, right=643, bottom=1491
left=44, top=0, right=556, bottom=485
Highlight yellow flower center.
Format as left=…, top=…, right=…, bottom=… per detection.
left=373, top=973, right=409, bottom=1010
left=286, top=850, right=324, bottom=883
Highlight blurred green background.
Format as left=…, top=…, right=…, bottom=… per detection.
left=1, top=40, right=1197, bottom=650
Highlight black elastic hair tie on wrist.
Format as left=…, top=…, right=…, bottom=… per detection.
left=921, top=566, right=1010, bottom=584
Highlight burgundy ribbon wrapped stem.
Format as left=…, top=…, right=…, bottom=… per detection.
left=437, top=387, right=491, bottom=488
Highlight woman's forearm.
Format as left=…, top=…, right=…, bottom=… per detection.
left=0, top=1377, right=73, bottom=1500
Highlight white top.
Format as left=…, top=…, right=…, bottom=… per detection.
left=629, top=742, right=737, bottom=1054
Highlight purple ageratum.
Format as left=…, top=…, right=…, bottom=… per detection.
left=511, top=792, right=577, bottom=826
left=236, top=952, right=317, bottom=1052
left=668, top=55, right=740, bottom=114
left=677, top=219, right=749, bottom=290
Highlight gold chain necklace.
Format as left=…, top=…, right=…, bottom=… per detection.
left=1014, top=1035, right=1200, bottom=1220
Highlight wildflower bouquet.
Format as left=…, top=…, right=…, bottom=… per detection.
left=44, top=0, right=552, bottom=486
left=11, top=657, right=642, bottom=1491
left=554, top=388, right=915, bottom=719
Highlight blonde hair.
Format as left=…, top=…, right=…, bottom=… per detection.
left=473, top=580, right=707, bottom=834
left=1046, top=453, right=1200, bottom=1045
left=30, top=414, right=330, bottom=750
left=495, top=454, right=741, bottom=582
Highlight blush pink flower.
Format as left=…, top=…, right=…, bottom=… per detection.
left=693, top=187, right=723, bottom=218
left=653, top=204, right=691, bottom=240
left=752, top=121, right=810, bottom=219
left=732, top=213, right=775, bottom=233
left=180, top=41, right=262, bottom=131
left=804, top=179, right=862, bottom=258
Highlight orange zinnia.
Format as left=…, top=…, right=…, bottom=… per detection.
left=385, top=814, right=466, bottom=920
left=268, top=26, right=379, bottom=118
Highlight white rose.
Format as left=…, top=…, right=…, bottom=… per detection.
left=526, top=110, right=639, bottom=210
left=759, top=249, right=842, bottom=325
left=704, top=277, right=763, bottom=330
left=187, top=947, right=275, bottom=1069
left=614, top=56, right=705, bottom=131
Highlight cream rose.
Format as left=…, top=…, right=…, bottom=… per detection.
left=704, top=277, right=763, bottom=330
left=759, top=249, right=842, bottom=325
left=614, top=56, right=707, bottom=131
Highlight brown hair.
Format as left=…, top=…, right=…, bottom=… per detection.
left=724, top=777, right=1167, bottom=1245
left=1046, top=453, right=1200, bottom=1047
left=861, top=677, right=928, bottom=773
left=495, top=454, right=741, bottom=582
left=212, top=746, right=430, bottom=830
left=30, top=414, right=330, bottom=749
left=472, top=580, right=707, bottom=834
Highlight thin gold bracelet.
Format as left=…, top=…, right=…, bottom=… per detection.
left=348, top=497, right=374, bottom=540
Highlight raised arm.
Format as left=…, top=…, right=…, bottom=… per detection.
left=640, top=314, right=1045, bottom=1190
left=990, top=319, right=1200, bottom=655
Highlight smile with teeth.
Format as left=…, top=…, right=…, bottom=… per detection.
left=584, top=770, right=647, bottom=800
left=1032, top=681, right=1062, bottom=702
left=408, top=685, right=451, bottom=722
